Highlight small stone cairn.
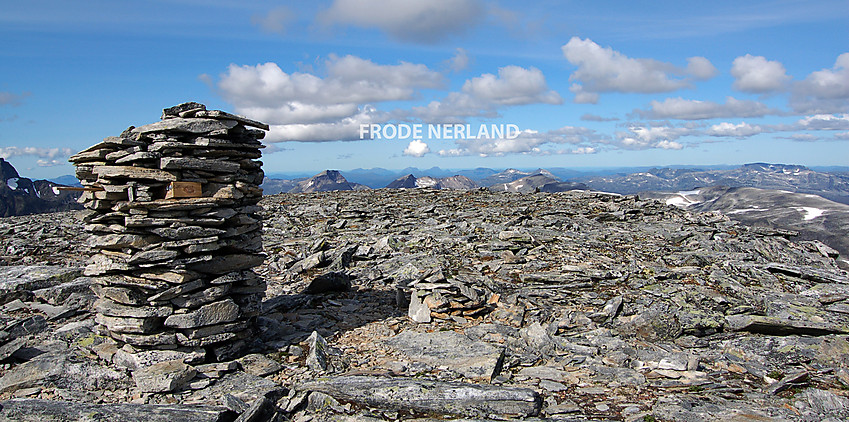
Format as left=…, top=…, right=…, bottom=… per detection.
left=69, top=102, right=268, bottom=361
left=404, top=269, right=497, bottom=324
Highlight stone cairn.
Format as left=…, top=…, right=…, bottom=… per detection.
left=69, top=102, right=268, bottom=361
left=404, top=269, right=498, bottom=324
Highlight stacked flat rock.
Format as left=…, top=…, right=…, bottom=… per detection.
left=405, top=270, right=497, bottom=323
left=69, top=102, right=268, bottom=360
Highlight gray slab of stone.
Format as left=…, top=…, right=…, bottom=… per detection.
left=161, top=157, right=240, bottom=173
left=92, top=165, right=177, bottom=181
left=113, top=348, right=205, bottom=370
left=194, top=109, right=270, bottom=131
left=384, top=330, right=505, bottom=381
left=767, top=370, right=809, bottom=395
left=805, top=388, right=849, bottom=418
left=237, top=353, right=283, bottom=377
left=164, top=298, right=239, bottom=329
left=0, top=398, right=230, bottom=422
left=188, top=254, right=265, bottom=275
left=185, top=371, right=284, bottom=404
left=150, top=226, right=226, bottom=240
left=95, top=314, right=161, bottom=334
left=232, top=397, right=277, bottom=422
left=0, top=353, right=130, bottom=394
left=0, top=338, right=26, bottom=361
left=0, top=266, right=84, bottom=304
left=298, top=375, right=541, bottom=418
left=305, top=330, right=331, bottom=372
left=132, top=359, right=197, bottom=393
left=726, top=314, right=849, bottom=335
left=90, top=285, right=149, bottom=305
left=407, top=289, right=431, bottom=323
left=132, top=117, right=238, bottom=134
left=95, top=299, right=173, bottom=318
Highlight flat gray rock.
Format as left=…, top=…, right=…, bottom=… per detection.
left=0, top=266, right=83, bottom=305
left=297, top=375, right=541, bottom=418
left=133, top=359, right=197, bottom=393
left=131, top=118, right=238, bottom=134
left=0, top=398, right=231, bottom=422
left=164, top=299, right=240, bottom=329
left=384, top=330, right=505, bottom=381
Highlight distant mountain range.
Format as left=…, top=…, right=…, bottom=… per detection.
left=577, top=163, right=849, bottom=205
left=0, top=158, right=82, bottom=217
left=262, top=163, right=849, bottom=201
left=642, top=185, right=849, bottom=264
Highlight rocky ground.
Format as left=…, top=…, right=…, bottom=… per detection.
left=1, top=189, right=848, bottom=421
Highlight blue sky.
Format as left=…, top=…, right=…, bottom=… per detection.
left=1, top=0, right=847, bottom=179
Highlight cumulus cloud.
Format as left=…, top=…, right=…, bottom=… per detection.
left=219, top=57, right=443, bottom=110
left=0, top=91, right=31, bottom=106
left=411, top=65, right=561, bottom=122
left=462, top=66, right=562, bottom=106
left=319, top=0, right=484, bottom=43
left=410, top=92, right=498, bottom=123
left=795, top=113, right=849, bottom=130
left=687, top=57, right=719, bottom=80
left=215, top=56, right=443, bottom=142
left=637, top=96, right=778, bottom=120
left=616, top=125, right=691, bottom=150
left=263, top=106, right=385, bottom=142
left=447, top=48, right=470, bottom=72
left=791, top=53, right=849, bottom=113
left=251, top=6, right=294, bottom=35
left=835, top=132, right=849, bottom=140
left=403, top=140, right=430, bottom=157
left=561, top=37, right=716, bottom=101
left=0, top=146, right=73, bottom=160
left=706, top=122, right=764, bottom=137
left=731, top=54, right=791, bottom=93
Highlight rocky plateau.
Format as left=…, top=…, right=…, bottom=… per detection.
left=0, top=188, right=848, bottom=421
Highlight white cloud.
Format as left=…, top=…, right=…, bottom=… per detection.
left=796, top=113, right=849, bottom=130
left=319, top=0, right=483, bottom=43
left=731, top=54, right=791, bottom=93
left=403, top=140, right=430, bottom=157
left=447, top=48, right=470, bottom=72
left=616, top=125, right=691, bottom=150
left=0, top=146, right=73, bottom=159
left=36, top=159, right=66, bottom=167
left=410, top=65, right=561, bottom=122
left=219, top=57, right=443, bottom=110
left=638, top=96, right=778, bottom=120
left=570, top=86, right=600, bottom=104
left=687, top=56, right=719, bottom=80
left=0, top=91, right=31, bottom=106
left=571, top=147, right=597, bottom=154
left=461, top=65, right=562, bottom=105
left=215, top=56, right=443, bottom=142
left=791, top=53, right=849, bottom=113
left=835, top=132, right=849, bottom=140
left=706, top=122, right=764, bottom=137
left=251, top=6, right=294, bottom=35
left=263, top=106, right=383, bottom=142
left=655, top=140, right=684, bottom=150
left=561, top=37, right=716, bottom=101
